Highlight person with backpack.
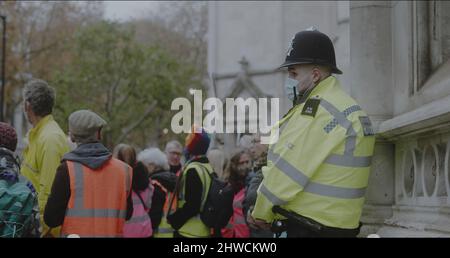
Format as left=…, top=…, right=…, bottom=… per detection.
left=166, top=125, right=213, bottom=238
left=0, top=122, right=40, bottom=238
left=137, top=147, right=177, bottom=237
left=44, top=110, right=133, bottom=237
left=113, top=144, right=153, bottom=238
left=221, top=149, right=251, bottom=238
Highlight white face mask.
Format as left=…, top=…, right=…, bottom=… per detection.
left=284, top=77, right=299, bottom=101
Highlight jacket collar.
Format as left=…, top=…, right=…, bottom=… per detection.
left=305, top=75, right=337, bottom=100
left=295, top=75, right=337, bottom=105
left=28, top=114, right=54, bottom=140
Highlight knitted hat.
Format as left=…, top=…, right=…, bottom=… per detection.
left=184, top=125, right=210, bottom=156
left=0, top=122, right=18, bottom=152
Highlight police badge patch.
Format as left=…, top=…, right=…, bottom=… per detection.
left=301, top=99, right=320, bottom=117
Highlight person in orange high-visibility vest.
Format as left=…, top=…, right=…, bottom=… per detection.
left=44, top=110, right=133, bottom=237
left=151, top=180, right=177, bottom=237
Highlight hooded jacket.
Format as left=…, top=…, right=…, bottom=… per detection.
left=44, top=142, right=133, bottom=228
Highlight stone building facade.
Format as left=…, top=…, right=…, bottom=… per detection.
left=208, top=1, right=450, bottom=236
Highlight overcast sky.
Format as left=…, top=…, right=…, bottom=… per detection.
left=103, top=1, right=159, bottom=21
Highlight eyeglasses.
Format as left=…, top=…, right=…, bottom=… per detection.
left=169, top=151, right=182, bottom=157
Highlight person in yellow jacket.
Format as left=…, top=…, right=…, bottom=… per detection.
left=21, top=79, right=70, bottom=237
left=250, top=29, right=376, bottom=237
left=167, top=125, right=212, bottom=238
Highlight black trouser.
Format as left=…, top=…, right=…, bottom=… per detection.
left=173, top=231, right=186, bottom=238
left=286, top=220, right=360, bottom=238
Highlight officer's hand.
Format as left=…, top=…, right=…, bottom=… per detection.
left=253, top=219, right=271, bottom=230
left=246, top=211, right=259, bottom=230
left=247, top=211, right=270, bottom=230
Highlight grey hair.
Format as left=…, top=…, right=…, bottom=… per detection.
left=165, top=140, right=182, bottom=153
left=22, top=79, right=56, bottom=117
left=70, top=132, right=98, bottom=144
left=138, top=147, right=170, bottom=171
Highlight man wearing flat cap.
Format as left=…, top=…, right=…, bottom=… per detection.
left=44, top=110, right=134, bottom=237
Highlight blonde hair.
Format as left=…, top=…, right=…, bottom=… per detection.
left=207, top=149, right=227, bottom=180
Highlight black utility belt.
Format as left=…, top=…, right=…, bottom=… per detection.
left=286, top=218, right=361, bottom=236
left=272, top=206, right=360, bottom=235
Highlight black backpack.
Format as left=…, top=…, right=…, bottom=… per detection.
left=197, top=165, right=234, bottom=231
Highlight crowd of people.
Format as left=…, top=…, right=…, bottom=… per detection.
left=1, top=29, right=375, bottom=238
left=0, top=79, right=270, bottom=238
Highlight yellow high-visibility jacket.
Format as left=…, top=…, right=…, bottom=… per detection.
left=252, top=76, right=375, bottom=229
left=176, top=161, right=212, bottom=238
left=21, top=115, right=70, bottom=236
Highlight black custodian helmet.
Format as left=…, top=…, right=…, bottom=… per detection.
left=279, top=29, right=342, bottom=74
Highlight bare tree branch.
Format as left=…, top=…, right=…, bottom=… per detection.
left=115, top=100, right=158, bottom=145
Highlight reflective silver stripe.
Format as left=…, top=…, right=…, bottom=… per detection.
left=321, top=100, right=366, bottom=164
left=324, top=154, right=372, bottom=167
left=132, top=198, right=143, bottom=205
left=73, top=162, right=85, bottom=209
left=156, top=228, right=174, bottom=234
left=320, top=100, right=358, bottom=153
left=343, top=105, right=362, bottom=116
left=233, top=201, right=242, bottom=209
left=320, top=99, right=352, bottom=131
left=267, top=151, right=368, bottom=199
left=268, top=151, right=309, bottom=188
left=127, top=214, right=150, bottom=223
left=259, top=184, right=287, bottom=206
left=66, top=209, right=127, bottom=218
left=345, top=127, right=357, bottom=155
left=304, top=181, right=366, bottom=199
left=234, top=216, right=247, bottom=225
left=323, top=105, right=361, bottom=133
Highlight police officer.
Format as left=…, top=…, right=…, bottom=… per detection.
left=250, top=28, right=376, bottom=237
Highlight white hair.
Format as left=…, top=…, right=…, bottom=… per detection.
left=165, top=140, right=182, bottom=153
left=137, top=147, right=170, bottom=170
